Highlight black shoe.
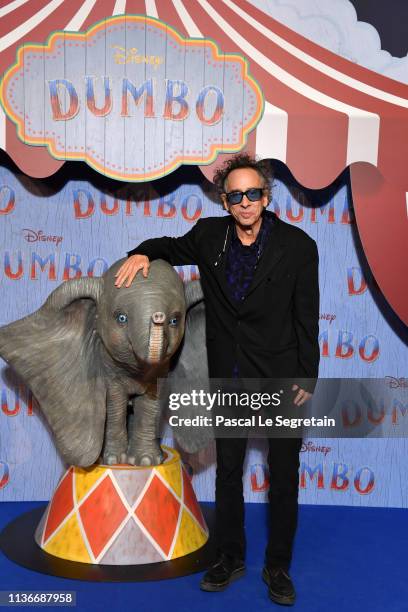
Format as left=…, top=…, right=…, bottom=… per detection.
left=262, top=566, right=296, bottom=606
left=200, top=552, right=246, bottom=592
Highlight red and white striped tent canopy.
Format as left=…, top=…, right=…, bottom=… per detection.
left=1, top=0, right=407, bottom=324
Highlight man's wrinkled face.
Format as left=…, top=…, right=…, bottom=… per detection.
left=221, top=167, right=268, bottom=228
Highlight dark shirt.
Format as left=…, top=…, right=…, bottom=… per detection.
left=225, top=211, right=274, bottom=376
left=225, top=211, right=273, bottom=302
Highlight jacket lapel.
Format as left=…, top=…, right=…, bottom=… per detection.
left=243, top=214, right=285, bottom=299
left=211, top=217, right=238, bottom=310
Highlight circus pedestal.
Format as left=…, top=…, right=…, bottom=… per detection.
left=34, top=446, right=208, bottom=565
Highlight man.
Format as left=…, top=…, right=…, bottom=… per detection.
left=115, top=153, right=319, bottom=605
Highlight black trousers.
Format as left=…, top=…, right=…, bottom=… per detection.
left=214, top=436, right=302, bottom=570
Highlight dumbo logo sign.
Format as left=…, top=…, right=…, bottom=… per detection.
left=0, top=15, right=263, bottom=182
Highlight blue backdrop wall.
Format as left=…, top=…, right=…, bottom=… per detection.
left=1, top=158, right=407, bottom=507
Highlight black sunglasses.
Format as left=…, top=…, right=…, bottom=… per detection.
left=224, top=187, right=265, bottom=205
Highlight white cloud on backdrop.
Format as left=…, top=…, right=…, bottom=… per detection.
left=248, top=0, right=408, bottom=84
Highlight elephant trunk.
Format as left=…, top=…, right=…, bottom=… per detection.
left=147, top=311, right=167, bottom=363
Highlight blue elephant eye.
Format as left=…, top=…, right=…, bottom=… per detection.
left=169, top=317, right=179, bottom=327
left=116, top=312, right=128, bottom=324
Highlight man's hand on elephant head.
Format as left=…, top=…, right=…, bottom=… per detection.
left=115, top=254, right=150, bottom=287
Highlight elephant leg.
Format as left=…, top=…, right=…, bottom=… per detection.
left=128, top=393, right=164, bottom=466
left=102, top=384, right=128, bottom=465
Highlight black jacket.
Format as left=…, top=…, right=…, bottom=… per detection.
left=128, top=210, right=320, bottom=392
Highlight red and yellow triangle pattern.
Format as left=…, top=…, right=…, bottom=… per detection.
left=34, top=447, right=208, bottom=565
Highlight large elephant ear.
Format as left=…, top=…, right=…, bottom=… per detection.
left=165, top=279, right=213, bottom=453
left=0, top=277, right=106, bottom=467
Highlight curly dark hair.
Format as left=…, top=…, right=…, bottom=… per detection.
left=213, top=153, right=274, bottom=204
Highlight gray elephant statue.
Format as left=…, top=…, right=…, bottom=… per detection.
left=0, top=259, right=210, bottom=467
